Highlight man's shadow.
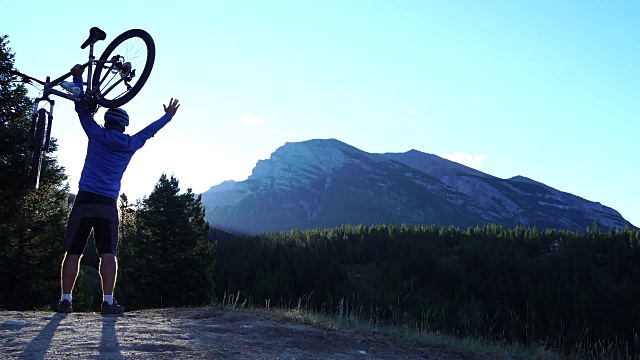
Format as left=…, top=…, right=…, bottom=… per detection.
left=19, top=314, right=124, bottom=359
left=100, top=315, right=124, bottom=359
left=21, top=314, right=64, bottom=358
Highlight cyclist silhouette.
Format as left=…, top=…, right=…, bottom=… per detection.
left=57, top=64, right=180, bottom=314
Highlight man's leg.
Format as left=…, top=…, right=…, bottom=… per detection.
left=99, top=253, right=118, bottom=296
left=94, top=211, right=123, bottom=314
left=61, top=253, right=82, bottom=295
left=61, top=212, right=92, bottom=301
left=58, top=252, right=82, bottom=313
left=99, top=253, right=124, bottom=314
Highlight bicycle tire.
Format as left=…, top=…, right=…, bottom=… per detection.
left=30, top=108, right=46, bottom=189
left=92, top=29, right=155, bottom=108
left=29, top=112, right=37, bottom=143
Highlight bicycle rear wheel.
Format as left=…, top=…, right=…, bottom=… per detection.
left=30, top=108, right=46, bottom=189
left=92, top=29, right=155, bottom=108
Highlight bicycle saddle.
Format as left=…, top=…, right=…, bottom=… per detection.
left=80, top=27, right=107, bottom=49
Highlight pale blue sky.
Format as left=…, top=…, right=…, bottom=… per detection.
left=4, top=0, right=638, bottom=227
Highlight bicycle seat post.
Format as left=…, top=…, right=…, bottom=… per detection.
left=87, top=43, right=95, bottom=92
left=81, top=27, right=107, bottom=93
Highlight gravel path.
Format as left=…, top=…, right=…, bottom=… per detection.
left=0, top=307, right=492, bottom=359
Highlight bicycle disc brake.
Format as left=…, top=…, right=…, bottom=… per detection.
left=109, top=55, right=136, bottom=90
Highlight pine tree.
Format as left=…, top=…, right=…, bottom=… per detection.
left=0, top=35, right=34, bottom=222
left=123, top=174, right=216, bottom=308
left=117, top=193, right=138, bottom=306
left=0, top=35, right=70, bottom=309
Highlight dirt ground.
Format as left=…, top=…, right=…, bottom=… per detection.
left=0, top=307, right=504, bottom=359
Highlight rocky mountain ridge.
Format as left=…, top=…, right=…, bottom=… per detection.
left=201, top=139, right=633, bottom=234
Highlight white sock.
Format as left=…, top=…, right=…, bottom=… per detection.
left=103, top=295, right=113, bottom=305
left=61, top=294, right=72, bottom=302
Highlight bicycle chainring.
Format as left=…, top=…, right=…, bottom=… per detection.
left=79, top=98, right=99, bottom=115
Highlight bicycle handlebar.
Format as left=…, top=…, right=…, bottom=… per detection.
left=10, top=70, right=46, bottom=86
left=9, top=68, right=86, bottom=108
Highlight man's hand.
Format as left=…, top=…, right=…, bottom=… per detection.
left=70, top=64, right=84, bottom=77
left=163, top=98, right=180, bottom=117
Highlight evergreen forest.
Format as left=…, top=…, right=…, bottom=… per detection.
left=214, top=223, right=640, bottom=356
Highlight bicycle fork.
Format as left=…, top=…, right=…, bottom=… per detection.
left=31, top=97, right=54, bottom=152
left=29, top=98, right=55, bottom=189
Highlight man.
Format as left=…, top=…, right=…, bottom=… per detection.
left=57, top=64, right=180, bottom=314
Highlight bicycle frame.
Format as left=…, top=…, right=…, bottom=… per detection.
left=19, top=41, right=130, bottom=119
left=24, top=47, right=95, bottom=151
left=17, top=39, right=115, bottom=187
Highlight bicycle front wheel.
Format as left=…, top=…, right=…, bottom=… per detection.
left=30, top=108, right=46, bottom=189
left=92, top=29, right=155, bottom=108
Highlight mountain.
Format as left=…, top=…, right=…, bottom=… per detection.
left=201, top=139, right=634, bottom=234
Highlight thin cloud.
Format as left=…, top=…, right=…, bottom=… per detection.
left=407, top=109, right=416, bottom=116
left=442, top=152, right=486, bottom=170
left=242, top=113, right=264, bottom=128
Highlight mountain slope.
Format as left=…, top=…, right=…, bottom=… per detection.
left=201, top=139, right=634, bottom=234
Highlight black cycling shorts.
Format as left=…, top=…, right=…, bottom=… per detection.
left=63, top=190, right=119, bottom=255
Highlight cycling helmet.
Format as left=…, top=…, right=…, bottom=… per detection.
left=104, top=108, right=129, bottom=127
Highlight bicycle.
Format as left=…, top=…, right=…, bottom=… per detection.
left=10, top=27, right=155, bottom=189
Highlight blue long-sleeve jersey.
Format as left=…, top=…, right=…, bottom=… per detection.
left=72, top=76, right=172, bottom=199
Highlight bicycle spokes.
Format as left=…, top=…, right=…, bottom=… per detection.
left=92, top=31, right=153, bottom=107
left=95, top=56, right=133, bottom=98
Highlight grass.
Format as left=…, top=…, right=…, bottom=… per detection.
left=216, top=290, right=562, bottom=360
left=215, top=290, right=640, bottom=359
